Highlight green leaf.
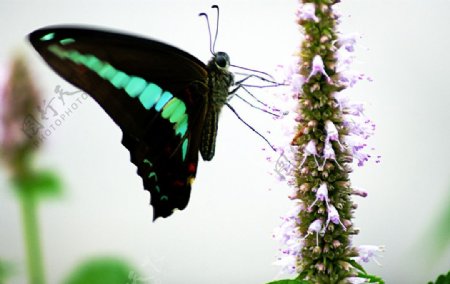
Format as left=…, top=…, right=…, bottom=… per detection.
left=14, top=169, right=62, bottom=198
left=428, top=270, right=450, bottom=284
left=348, top=259, right=366, bottom=274
left=297, top=270, right=308, bottom=279
left=357, top=272, right=385, bottom=284
left=416, top=188, right=450, bottom=269
left=266, top=279, right=310, bottom=284
left=63, top=257, right=141, bottom=284
left=427, top=190, right=450, bottom=260
left=0, top=260, right=15, bottom=284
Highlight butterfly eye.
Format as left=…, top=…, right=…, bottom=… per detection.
left=215, top=52, right=230, bottom=68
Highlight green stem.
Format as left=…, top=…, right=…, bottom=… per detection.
left=20, top=192, right=46, bottom=284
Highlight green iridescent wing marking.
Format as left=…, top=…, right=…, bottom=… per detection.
left=46, top=45, right=190, bottom=144
left=29, top=26, right=210, bottom=220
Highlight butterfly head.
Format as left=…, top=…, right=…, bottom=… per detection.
left=213, top=51, right=230, bottom=70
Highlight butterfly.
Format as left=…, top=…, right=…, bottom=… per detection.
left=27, top=21, right=241, bottom=220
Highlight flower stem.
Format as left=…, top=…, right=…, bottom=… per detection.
left=20, top=192, right=46, bottom=284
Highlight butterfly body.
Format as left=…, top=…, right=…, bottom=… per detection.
left=201, top=52, right=234, bottom=161
left=28, top=26, right=234, bottom=219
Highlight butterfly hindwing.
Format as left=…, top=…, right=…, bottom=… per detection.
left=28, top=26, right=210, bottom=219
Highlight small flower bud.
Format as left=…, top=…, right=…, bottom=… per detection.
left=336, top=180, right=350, bottom=188
left=300, top=167, right=309, bottom=175
left=320, top=4, right=329, bottom=13
left=343, top=219, right=352, bottom=228
left=315, top=262, right=325, bottom=272
left=332, top=239, right=341, bottom=248
left=310, top=83, right=320, bottom=92
left=303, top=126, right=310, bottom=134
left=307, top=120, right=318, bottom=128
left=320, top=35, right=330, bottom=44
left=313, top=246, right=322, bottom=255
left=300, top=183, right=310, bottom=191
left=352, top=188, right=368, bottom=197
left=338, top=260, right=352, bottom=271
left=322, top=244, right=330, bottom=254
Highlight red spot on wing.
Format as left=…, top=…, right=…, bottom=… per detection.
left=184, top=86, right=196, bottom=106
left=173, top=180, right=185, bottom=187
left=188, top=162, right=196, bottom=173
left=76, top=64, right=89, bottom=74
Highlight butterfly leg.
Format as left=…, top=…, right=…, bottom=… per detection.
left=227, top=84, right=283, bottom=118
left=233, top=73, right=285, bottom=88
left=228, top=71, right=284, bottom=101
left=225, top=103, right=277, bottom=152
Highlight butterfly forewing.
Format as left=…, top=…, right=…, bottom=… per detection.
left=29, top=26, right=210, bottom=219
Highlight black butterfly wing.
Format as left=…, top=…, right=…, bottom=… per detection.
left=28, top=26, right=209, bottom=219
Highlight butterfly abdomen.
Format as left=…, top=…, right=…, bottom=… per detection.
left=200, top=109, right=219, bottom=161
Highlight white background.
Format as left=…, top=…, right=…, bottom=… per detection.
left=0, top=0, right=449, bottom=283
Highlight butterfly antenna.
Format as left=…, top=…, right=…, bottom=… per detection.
left=199, top=11, right=214, bottom=54
left=225, top=103, right=278, bottom=152
left=211, top=5, right=220, bottom=53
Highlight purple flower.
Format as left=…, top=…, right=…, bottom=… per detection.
left=345, top=115, right=375, bottom=139
left=304, top=219, right=323, bottom=246
left=296, top=3, right=319, bottom=23
left=302, top=219, right=323, bottom=246
left=346, top=277, right=368, bottom=284
left=322, top=139, right=342, bottom=169
left=353, top=150, right=371, bottom=167
left=299, top=139, right=320, bottom=169
left=344, top=135, right=371, bottom=167
left=323, top=139, right=335, bottom=159
left=325, top=204, right=346, bottom=231
left=273, top=205, right=301, bottom=243
left=308, top=183, right=329, bottom=210
left=0, top=67, right=9, bottom=144
left=291, top=73, right=305, bottom=94
left=333, top=91, right=350, bottom=111
left=273, top=203, right=304, bottom=274
left=325, top=120, right=344, bottom=148
left=325, top=120, right=339, bottom=141
left=273, top=254, right=297, bottom=275
left=354, top=245, right=385, bottom=266
left=335, top=33, right=365, bottom=77
left=0, top=57, right=41, bottom=173
left=339, top=70, right=372, bottom=88
left=306, top=55, right=331, bottom=82
left=308, top=219, right=323, bottom=234
left=337, top=33, right=362, bottom=52
left=352, top=187, right=368, bottom=198
left=281, top=57, right=304, bottom=94
left=346, top=100, right=366, bottom=117
left=336, top=48, right=355, bottom=72
left=273, top=0, right=381, bottom=280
